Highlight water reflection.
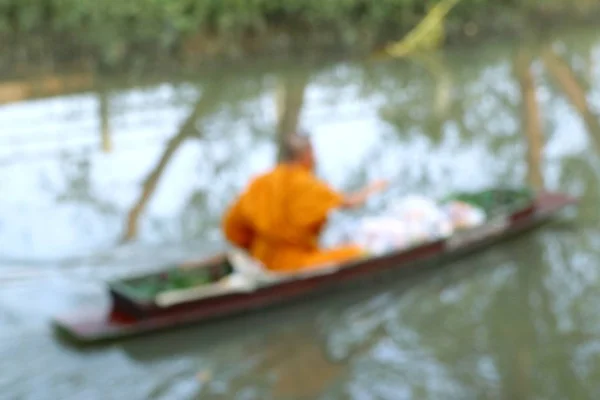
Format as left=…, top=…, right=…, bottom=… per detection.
left=0, top=72, right=94, bottom=105
left=98, top=90, right=112, bottom=153
left=543, top=46, right=600, bottom=140
left=1, top=27, right=600, bottom=400
left=515, top=47, right=545, bottom=190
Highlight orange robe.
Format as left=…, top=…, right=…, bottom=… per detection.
left=222, top=164, right=364, bottom=272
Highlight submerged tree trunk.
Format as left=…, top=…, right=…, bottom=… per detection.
left=413, top=53, right=452, bottom=119
left=586, top=48, right=594, bottom=83
left=275, top=73, right=309, bottom=162
left=515, top=49, right=545, bottom=190
left=542, top=48, right=600, bottom=137
left=121, top=88, right=218, bottom=242
left=413, top=53, right=452, bottom=143
left=237, top=328, right=345, bottom=399
left=98, top=90, right=112, bottom=153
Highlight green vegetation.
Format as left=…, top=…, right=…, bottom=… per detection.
left=444, top=189, right=535, bottom=217
left=119, top=267, right=225, bottom=299
left=0, top=0, right=597, bottom=67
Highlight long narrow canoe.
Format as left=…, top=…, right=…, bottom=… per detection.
left=53, top=191, right=577, bottom=345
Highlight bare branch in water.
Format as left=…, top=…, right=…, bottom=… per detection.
left=514, top=48, right=545, bottom=190
left=120, top=89, right=217, bottom=242
left=98, top=90, right=112, bottom=153
left=275, top=72, right=309, bottom=162
left=542, top=47, right=600, bottom=138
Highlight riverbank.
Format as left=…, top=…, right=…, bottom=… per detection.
left=0, top=0, right=598, bottom=74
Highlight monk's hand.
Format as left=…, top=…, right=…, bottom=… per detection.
left=368, top=179, right=389, bottom=194
left=342, top=180, right=389, bottom=209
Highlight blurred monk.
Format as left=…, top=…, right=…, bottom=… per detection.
left=222, top=133, right=388, bottom=273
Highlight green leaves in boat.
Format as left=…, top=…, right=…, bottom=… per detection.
left=443, top=188, right=535, bottom=217
left=122, top=262, right=233, bottom=300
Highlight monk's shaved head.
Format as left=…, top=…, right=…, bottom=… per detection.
left=281, top=133, right=312, bottom=162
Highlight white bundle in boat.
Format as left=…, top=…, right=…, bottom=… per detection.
left=387, top=195, right=454, bottom=239
left=354, top=195, right=485, bottom=254
left=442, top=201, right=486, bottom=230
left=355, top=217, right=412, bottom=254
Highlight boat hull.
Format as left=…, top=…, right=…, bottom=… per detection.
left=53, top=192, right=577, bottom=344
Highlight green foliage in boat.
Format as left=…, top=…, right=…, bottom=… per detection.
left=443, top=188, right=535, bottom=217
left=118, top=262, right=233, bottom=300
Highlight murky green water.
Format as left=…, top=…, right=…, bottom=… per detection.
left=1, top=26, right=600, bottom=399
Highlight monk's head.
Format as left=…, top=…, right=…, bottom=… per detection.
left=281, top=133, right=316, bottom=170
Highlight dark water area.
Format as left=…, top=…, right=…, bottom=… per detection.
left=1, top=26, right=600, bottom=399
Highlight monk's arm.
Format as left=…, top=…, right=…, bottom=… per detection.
left=339, top=180, right=389, bottom=209
left=222, top=198, right=254, bottom=250
left=305, top=178, right=388, bottom=215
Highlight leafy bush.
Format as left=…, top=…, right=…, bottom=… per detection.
left=0, top=0, right=596, bottom=66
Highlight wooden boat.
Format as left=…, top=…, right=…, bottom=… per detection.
left=53, top=190, right=577, bottom=345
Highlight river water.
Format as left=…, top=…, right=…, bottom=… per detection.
left=1, top=26, right=600, bottom=399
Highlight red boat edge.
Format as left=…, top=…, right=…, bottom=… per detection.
left=52, top=191, right=579, bottom=345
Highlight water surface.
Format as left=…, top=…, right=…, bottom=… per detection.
left=1, top=26, right=600, bottom=399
